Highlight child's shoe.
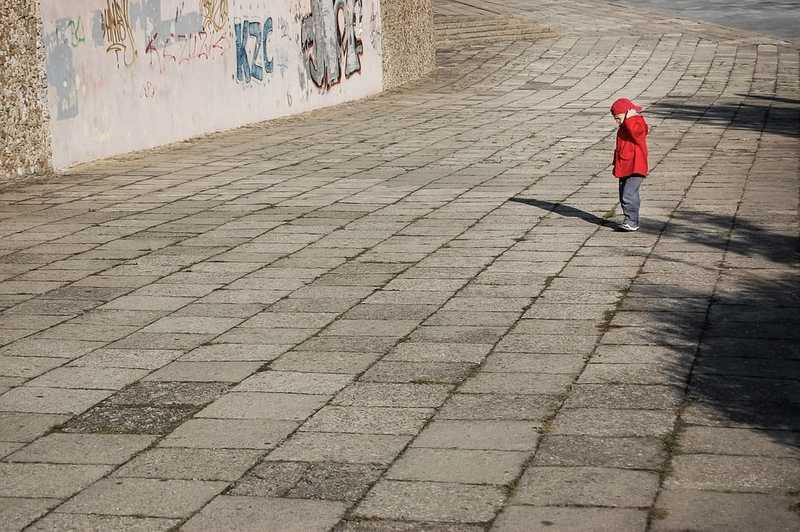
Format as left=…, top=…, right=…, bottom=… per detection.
left=619, top=222, right=639, bottom=232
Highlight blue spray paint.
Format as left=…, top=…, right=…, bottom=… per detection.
left=235, top=18, right=274, bottom=83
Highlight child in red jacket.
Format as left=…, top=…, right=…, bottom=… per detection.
left=611, top=98, right=649, bottom=231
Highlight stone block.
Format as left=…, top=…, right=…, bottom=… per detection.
left=412, top=420, right=541, bottom=451
left=355, top=481, right=505, bottom=523
left=387, top=448, right=529, bottom=485
left=0, top=412, right=69, bottom=442
left=161, top=419, right=298, bottom=449
left=196, top=392, right=327, bottom=420
left=144, top=361, right=262, bottom=382
left=270, top=351, right=382, bottom=374
left=181, top=496, right=346, bottom=532
left=235, top=370, right=353, bottom=394
left=0, top=497, right=59, bottom=532
left=492, top=506, right=648, bottom=532
left=438, top=393, right=558, bottom=421
left=333, top=383, right=452, bottom=407
left=0, top=386, right=113, bottom=415
left=57, top=478, right=227, bottom=518
left=667, top=455, right=800, bottom=492
left=361, top=361, right=475, bottom=384
left=268, top=432, right=410, bottom=464
left=302, top=406, right=433, bottom=435
left=512, top=466, right=660, bottom=507
left=551, top=409, right=675, bottom=437
left=652, top=490, right=800, bottom=532
left=26, top=514, right=179, bottom=532
left=115, top=448, right=262, bottom=481
left=26, top=366, right=149, bottom=390
left=0, top=463, right=112, bottom=498
left=534, top=435, right=666, bottom=469
left=8, top=433, right=156, bottom=464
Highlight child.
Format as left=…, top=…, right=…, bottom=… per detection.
left=611, top=98, right=649, bottom=231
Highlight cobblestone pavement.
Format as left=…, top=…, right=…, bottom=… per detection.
left=1, top=1, right=799, bottom=530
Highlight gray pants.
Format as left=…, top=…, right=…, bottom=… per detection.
left=618, top=175, right=643, bottom=226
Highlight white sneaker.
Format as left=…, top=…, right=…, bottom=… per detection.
left=619, top=222, right=639, bottom=232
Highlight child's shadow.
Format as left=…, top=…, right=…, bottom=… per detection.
left=509, top=197, right=615, bottom=228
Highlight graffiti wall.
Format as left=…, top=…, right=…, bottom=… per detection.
left=40, top=0, right=384, bottom=169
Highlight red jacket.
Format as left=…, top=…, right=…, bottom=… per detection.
left=613, top=115, right=649, bottom=178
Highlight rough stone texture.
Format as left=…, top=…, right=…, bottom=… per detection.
left=0, top=0, right=51, bottom=184
left=181, top=496, right=346, bottom=532
left=652, top=490, right=800, bottom=532
left=493, top=506, right=648, bottom=532
left=381, top=0, right=436, bottom=90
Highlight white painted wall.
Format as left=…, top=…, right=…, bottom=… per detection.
left=40, top=0, right=384, bottom=169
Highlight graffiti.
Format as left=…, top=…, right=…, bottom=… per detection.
left=145, top=31, right=228, bottom=74
left=64, top=18, right=87, bottom=47
left=234, top=18, right=274, bottom=83
left=143, top=81, right=157, bottom=98
left=101, top=0, right=137, bottom=67
left=44, top=23, right=80, bottom=120
left=301, top=0, right=364, bottom=90
left=201, top=0, right=229, bottom=32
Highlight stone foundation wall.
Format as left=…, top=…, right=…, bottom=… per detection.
left=0, top=0, right=51, bottom=184
left=381, top=0, right=436, bottom=90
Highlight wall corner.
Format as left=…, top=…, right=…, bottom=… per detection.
left=0, top=0, right=52, bottom=186
left=380, top=0, right=436, bottom=91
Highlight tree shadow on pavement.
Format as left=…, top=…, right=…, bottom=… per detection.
left=736, top=93, right=800, bottom=106
left=509, top=197, right=614, bottom=228
left=622, top=208, right=800, bottom=449
left=646, top=100, right=800, bottom=138
left=632, top=270, right=800, bottom=449
left=510, top=194, right=799, bottom=449
left=665, top=210, right=800, bottom=266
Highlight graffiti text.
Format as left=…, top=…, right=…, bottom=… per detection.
left=201, top=0, right=229, bottom=33
left=301, top=0, right=364, bottom=90
left=101, top=0, right=137, bottom=67
left=234, top=18, right=274, bottom=83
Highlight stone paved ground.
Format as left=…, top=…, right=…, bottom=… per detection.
left=1, top=1, right=799, bottom=530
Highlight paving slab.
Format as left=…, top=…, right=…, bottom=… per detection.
left=57, top=477, right=227, bottom=518
left=114, top=448, right=263, bottom=481
left=533, top=435, right=667, bottom=470
left=160, top=419, right=298, bottom=449
left=196, top=392, right=327, bottom=421
left=355, top=480, right=506, bottom=523
left=512, top=466, right=660, bottom=507
left=0, top=463, right=112, bottom=498
left=0, top=387, right=113, bottom=415
left=412, top=420, right=541, bottom=451
left=666, top=454, right=800, bottom=492
left=268, top=432, right=411, bottom=464
left=492, top=506, right=648, bottom=532
left=0, top=497, right=60, bottom=532
left=26, top=514, right=179, bottom=532
left=387, top=448, right=529, bottom=485
left=301, top=406, right=433, bottom=435
left=181, top=496, right=346, bottom=532
left=651, top=490, right=800, bottom=532
left=7, top=433, right=156, bottom=465
left=0, top=412, right=70, bottom=442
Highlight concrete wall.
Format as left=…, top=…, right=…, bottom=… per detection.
left=0, top=0, right=51, bottom=183
left=381, top=0, right=435, bottom=90
left=40, top=0, right=385, bottom=170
